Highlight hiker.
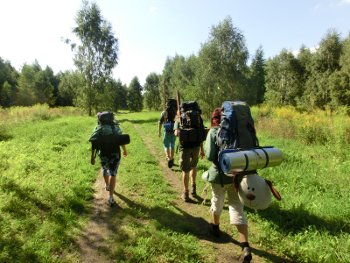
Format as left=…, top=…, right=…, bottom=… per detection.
left=89, top=112, right=128, bottom=206
left=174, top=101, right=206, bottom=202
left=158, top=99, right=178, bottom=168
left=203, top=107, right=252, bottom=262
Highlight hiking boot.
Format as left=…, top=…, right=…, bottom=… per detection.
left=209, top=223, right=221, bottom=238
left=239, top=247, right=252, bottom=263
left=181, top=191, right=190, bottom=202
left=108, top=197, right=116, bottom=206
left=191, top=184, right=197, bottom=197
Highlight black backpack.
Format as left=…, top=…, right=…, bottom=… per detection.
left=163, top=99, right=178, bottom=132
left=179, top=101, right=206, bottom=143
left=216, top=101, right=259, bottom=151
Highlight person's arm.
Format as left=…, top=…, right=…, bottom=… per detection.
left=158, top=122, right=162, bottom=137
left=91, top=148, right=96, bottom=165
left=173, top=120, right=180, bottom=137
left=205, top=128, right=217, bottom=161
left=158, top=112, right=164, bottom=137
left=121, top=145, right=127, bottom=157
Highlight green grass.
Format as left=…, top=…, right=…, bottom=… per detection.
left=1, top=109, right=349, bottom=262
left=0, top=116, right=95, bottom=262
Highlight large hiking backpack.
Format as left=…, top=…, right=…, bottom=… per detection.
left=216, top=101, right=259, bottom=150
left=178, top=101, right=207, bottom=143
left=163, top=99, right=178, bottom=132
left=89, top=112, right=130, bottom=155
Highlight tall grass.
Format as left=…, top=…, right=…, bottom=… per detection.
left=0, top=104, right=83, bottom=125
left=253, top=105, right=350, bottom=147
left=249, top=106, right=350, bottom=262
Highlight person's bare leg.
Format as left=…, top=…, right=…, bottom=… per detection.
left=212, top=212, right=220, bottom=225
left=164, top=148, right=170, bottom=160
left=190, top=168, right=197, bottom=195
left=109, top=176, right=116, bottom=198
left=103, top=173, right=110, bottom=190
left=236, top=224, right=248, bottom=242
left=182, top=171, right=189, bottom=192
left=236, top=224, right=252, bottom=262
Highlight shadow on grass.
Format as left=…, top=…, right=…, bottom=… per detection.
left=0, top=127, right=13, bottom=141
left=117, top=117, right=159, bottom=125
left=0, top=178, right=87, bottom=262
left=107, top=193, right=291, bottom=263
left=256, top=204, right=350, bottom=235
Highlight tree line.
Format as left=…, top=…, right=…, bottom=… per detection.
left=1, top=2, right=349, bottom=117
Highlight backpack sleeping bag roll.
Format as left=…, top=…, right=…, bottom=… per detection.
left=216, top=101, right=283, bottom=174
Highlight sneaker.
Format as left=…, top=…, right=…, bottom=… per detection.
left=108, top=197, right=116, bottom=206
left=181, top=191, right=190, bottom=202
left=191, top=184, right=197, bottom=197
left=209, top=223, right=221, bottom=238
left=167, top=159, right=172, bottom=168
left=105, top=183, right=110, bottom=191
left=169, top=159, right=174, bottom=168
left=239, top=247, right=252, bottom=263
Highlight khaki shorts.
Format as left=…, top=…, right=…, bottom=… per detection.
left=179, top=146, right=200, bottom=172
left=210, top=183, right=247, bottom=225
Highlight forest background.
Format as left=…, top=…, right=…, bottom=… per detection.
left=0, top=1, right=349, bottom=118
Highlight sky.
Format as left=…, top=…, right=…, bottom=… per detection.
left=0, top=0, right=349, bottom=85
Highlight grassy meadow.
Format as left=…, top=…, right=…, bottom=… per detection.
left=0, top=105, right=349, bottom=262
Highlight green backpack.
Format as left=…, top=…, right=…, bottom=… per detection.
left=89, top=112, right=130, bottom=155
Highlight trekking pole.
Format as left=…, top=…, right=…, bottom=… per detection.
left=176, top=90, right=182, bottom=126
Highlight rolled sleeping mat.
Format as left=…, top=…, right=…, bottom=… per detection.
left=219, top=146, right=283, bottom=175
left=115, top=134, right=130, bottom=145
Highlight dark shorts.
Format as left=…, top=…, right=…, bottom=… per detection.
left=100, top=153, right=121, bottom=177
left=179, top=146, right=200, bottom=172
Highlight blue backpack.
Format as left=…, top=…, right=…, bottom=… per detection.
left=216, top=101, right=259, bottom=151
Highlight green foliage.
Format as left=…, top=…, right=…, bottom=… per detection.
left=16, top=61, right=56, bottom=106
left=127, top=77, right=143, bottom=112
left=57, top=70, right=84, bottom=106
left=196, top=16, right=250, bottom=117
left=71, top=0, right=119, bottom=115
left=249, top=46, right=266, bottom=104
left=0, top=57, right=18, bottom=107
left=143, top=73, right=162, bottom=110
left=265, top=49, right=304, bottom=106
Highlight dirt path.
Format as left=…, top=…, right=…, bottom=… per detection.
left=75, top=123, right=286, bottom=263
left=75, top=174, right=114, bottom=263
